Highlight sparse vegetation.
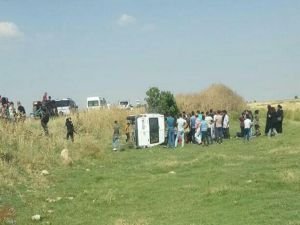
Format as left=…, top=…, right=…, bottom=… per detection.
left=1, top=99, right=300, bottom=225
left=0, top=109, right=142, bottom=192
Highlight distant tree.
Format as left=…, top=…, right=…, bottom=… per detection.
left=145, top=87, right=161, bottom=113
left=145, top=87, right=179, bottom=116
left=158, top=91, right=179, bottom=116
left=295, top=95, right=298, bottom=99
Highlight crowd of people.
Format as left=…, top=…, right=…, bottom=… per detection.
left=0, top=95, right=26, bottom=122
left=166, top=110, right=231, bottom=148
left=265, top=104, right=284, bottom=135
left=165, top=105, right=284, bottom=149
left=0, top=93, right=74, bottom=141
left=238, top=104, right=284, bottom=139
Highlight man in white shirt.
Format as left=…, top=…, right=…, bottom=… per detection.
left=244, top=115, right=252, bottom=141
left=175, top=113, right=187, bottom=148
left=194, top=113, right=203, bottom=144
left=222, top=110, right=230, bottom=139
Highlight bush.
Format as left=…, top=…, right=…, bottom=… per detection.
left=145, top=87, right=179, bottom=116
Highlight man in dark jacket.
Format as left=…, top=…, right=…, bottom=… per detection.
left=267, top=107, right=278, bottom=137
left=16, top=101, right=26, bottom=121
left=65, top=117, right=75, bottom=142
left=40, top=107, right=50, bottom=136
left=17, top=101, right=26, bottom=114
left=1, top=96, right=8, bottom=106
left=276, top=105, right=284, bottom=133
left=265, top=105, right=272, bottom=135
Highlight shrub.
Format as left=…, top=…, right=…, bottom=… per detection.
left=145, top=87, right=179, bottom=116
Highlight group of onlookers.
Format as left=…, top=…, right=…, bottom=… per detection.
left=238, top=110, right=261, bottom=140
left=265, top=104, right=284, bottom=136
left=0, top=93, right=76, bottom=141
left=166, top=105, right=284, bottom=148
left=238, top=104, right=284, bottom=141
left=0, top=93, right=50, bottom=138
left=0, top=95, right=26, bottom=122
left=166, top=109, right=231, bottom=148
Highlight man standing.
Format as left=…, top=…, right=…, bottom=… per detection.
left=201, top=115, right=209, bottom=146
left=214, top=110, right=223, bottom=144
left=268, top=107, right=278, bottom=137
left=166, top=114, right=175, bottom=148
left=265, top=105, right=272, bottom=135
left=222, top=110, right=230, bottom=139
left=125, top=122, right=131, bottom=143
left=40, top=106, right=50, bottom=136
left=42, top=92, right=48, bottom=102
left=276, top=105, right=284, bottom=133
left=244, top=115, right=252, bottom=141
left=175, top=113, right=186, bottom=148
left=65, top=117, right=75, bottom=142
left=17, top=101, right=26, bottom=115
left=253, top=110, right=261, bottom=136
left=17, top=101, right=26, bottom=121
left=189, top=111, right=196, bottom=143
left=8, top=102, right=16, bottom=122
left=112, top=120, right=120, bottom=151
left=205, top=112, right=213, bottom=144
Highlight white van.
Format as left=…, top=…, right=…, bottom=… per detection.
left=55, top=98, right=78, bottom=115
left=127, top=114, right=165, bottom=148
left=87, top=97, right=107, bottom=110
left=119, top=100, right=133, bottom=110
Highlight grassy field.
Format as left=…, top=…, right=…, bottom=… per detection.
left=247, top=99, right=300, bottom=111
left=1, top=114, right=300, bottom=225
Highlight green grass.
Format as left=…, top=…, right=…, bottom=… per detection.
left=1, top=121, right=300, bottom=225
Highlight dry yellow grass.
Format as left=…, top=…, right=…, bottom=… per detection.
left=248, top=99, right=300, bottom=121
left=0, top=108, right=145, bottom=190
left=0, top=206, right=15, bottom=223
left=248, top=99, right=300, bottom=111
left=176, top=84, right=246, bottom=112
left=279, top=170, right=300, bottom=184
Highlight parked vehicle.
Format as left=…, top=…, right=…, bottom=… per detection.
left=126, top=114, right=165, bottom=148
left=119, top=100, right=133, bottom=110
left=55, top=98, right=78, bottom=115
left=87, top=97, right=107, bottom=110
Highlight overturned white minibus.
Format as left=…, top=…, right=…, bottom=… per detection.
left=127, top=114, right=165, bottom=148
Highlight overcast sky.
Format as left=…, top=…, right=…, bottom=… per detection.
left=0, top=0, right=299, bottom=111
